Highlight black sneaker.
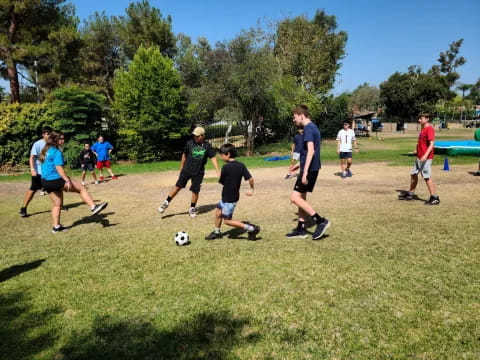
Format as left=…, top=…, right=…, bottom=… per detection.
left=52, top=225, right=67, bottom=234
left=91, top=202, right=108, bottom=215
left=398, top=192, right=414, bottom=201
left=286, top=229, right=308, bottom=238
left=312, top=219, right=331, bottom=240
left=248, top=225, right=261, bottom=240
left=205, top=231, right=222, bottom=240
left=425, top=196, right=440, bottom=205
left=346, top=169, right=352, bottom=177
left=474, top=171, right=480, bottom=177
left=19, top=207, right=27, bottom=218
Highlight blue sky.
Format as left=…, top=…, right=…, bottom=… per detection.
left=5, top=0, right=480, bottom=95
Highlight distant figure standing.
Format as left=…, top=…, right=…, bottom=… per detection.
left=91, top=136, right=117, bottom=182
left=79, top=143, right=98, bottom=185
left=403, top=122, right=408, bottom=134
left=19, top=126, right=52, bottom=217
left=285, top=128, right=303, bottom=179
left=336, top=121, right=359, bottom=178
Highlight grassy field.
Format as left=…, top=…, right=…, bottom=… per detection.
left=1, top=129, right=479, bottom=359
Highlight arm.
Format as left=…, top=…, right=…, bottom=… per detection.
left=246, top=177, right=254, bottom=196
left=302, top=142, right=314, bottom=184
left=353, top=139, right=359, bottom=152
left=210, top=156, right=220, bottom=177
left=179, top=153, right=186, bottom=170
left=336, top=139, right=340, bottom=154
left=55, top=165, right=72, bottom=190
left=29, top=155, right=37, bottom=176
left=420, top=141, right=435, bottom=162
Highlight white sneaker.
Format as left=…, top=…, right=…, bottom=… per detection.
left=189, top=207, right=198, bottom=219
left=158, top=200, right=169, bottom=213
left=39, top=190, right=46, bottom=196
left=81, top=181, right=86, bottom=186
left=94, top=181, right=99, bottom=185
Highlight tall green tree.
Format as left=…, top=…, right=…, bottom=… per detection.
left=113, top=46, right=186, bottom=161
left=349, top=83, right=381, bottom=113
left=429, top=39, right=466, bottom=87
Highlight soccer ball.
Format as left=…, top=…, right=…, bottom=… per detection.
left=175, top=231, right=190, bottom=246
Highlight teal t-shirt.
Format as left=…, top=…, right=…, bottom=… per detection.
left=41, top=147, right=64, bottom=181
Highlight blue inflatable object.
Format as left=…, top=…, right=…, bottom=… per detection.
left=264, top=155, right=290, bottom=162
left=434, top=140, right=480, bottom=156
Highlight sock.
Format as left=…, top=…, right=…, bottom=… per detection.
left=166, top=196, right=172, bottom=202
left=244, top=224, right=254, bottom=232
left=190, top=202, right=197, bottom=208
left=297, top=221, right=306, bottom=231
left=312, top=213, right=324, bottom=224
left=91, top=205, right=96, bottom=210
left=214, top=227, right=221, bottom=234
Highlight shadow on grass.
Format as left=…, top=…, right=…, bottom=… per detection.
left=161, top=204, right=217, bottom=219
left=467, top=171, right=480, bottom=176
left=0, top=259, right=45, bottom=283
left=68, top=212, right=117, bottom=229
left=395, top=189, right=428, bottom=202
left=0, top=292, right=61, bottom=360
left=27, top=200, right=93, bottom=217
left=58, top=311, right=260, bottom=360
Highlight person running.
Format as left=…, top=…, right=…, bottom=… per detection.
left=336, top=121, right=359, bottom=178
left=205, top=143, right=260, bottom=240
left=158, top=127, right=220, bottom=218
left=287, top=105, right=331, bottom=240
left=39, top=131, right=108, bottom=233
left=398, top=113, right=440, bottom=205
left=19, top=126, right=52, bottom=217
left=79, top=143, right=98, bottom=185
left=285, top=128, right=303, bottom=179
left=91, top=136, right=117, bottom=182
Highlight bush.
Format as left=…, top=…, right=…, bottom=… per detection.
left=0, top=103, right=53, bottom=167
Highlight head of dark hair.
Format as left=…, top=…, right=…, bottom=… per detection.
left=417, top=113, right=431, bottom=120
left=293, top=104, right=310, bottom=118
left=220, top=143, right=237, bottom=158
left=41, top=126, right=52, bottom=134
left=39, top=131, right=64, bottom=162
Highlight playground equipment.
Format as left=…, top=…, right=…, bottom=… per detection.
left=434, top=129, right=480, bottom=156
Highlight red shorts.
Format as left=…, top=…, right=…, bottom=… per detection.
left=96, top=160, right=111, bottom=169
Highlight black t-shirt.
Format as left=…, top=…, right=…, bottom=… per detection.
left=219, top=160, right=252, bottom=203
left=79, top=149, right=96, bottom=165
left=183, top=139, right=216, bottom=175
left=293, top=133, right=304, bottom=153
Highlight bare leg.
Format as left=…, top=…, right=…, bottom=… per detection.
left=214, top=208, right=223, bottom=228
left=340, top=159, right=346, bottom=173
left=81, top=171, right=86, bottom=182
left=346, top=158, right=353, bottom=170
left=191, top=192, right=199, bottom=205
left=291, top=191, right=315, bottom=219
left=106, top=166, right=115, bottom=177
left=64, top=179, right=95, bottom=208
left=425, top=178, right=436, bottom=196
left=225, top=219, right=248, bottom=229
left=49, top=190, right=63, bottom=227
left=167, top=186, right=182, bottom=200
left=99, top=168, right=104, bottom=178
left=91, top=171, right=97, bottom=182
left=22, top=190, right=35, bottom=208
left=409, top=174, right=418, bottom=192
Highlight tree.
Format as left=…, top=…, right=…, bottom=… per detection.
left=456, top=83, right=473, bottom=100
left=274, top=10, right=347, bottom=94
left=113, top=46, right=186, bottom=161
left=466, top=78, right=480, bottom=104
left=349, top=83, right=381, bottom=112
left=0, top=0, right=80, bottom=103
left=429, top=39, right=466, bottom=87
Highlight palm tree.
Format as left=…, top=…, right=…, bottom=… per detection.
left=456, top=83, right=473, bottom=100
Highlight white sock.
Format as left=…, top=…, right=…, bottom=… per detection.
left=244, top=224, right=254, bottom=232
left=214, top=227, right=221, bottom=233
left=91, top=205, right=96, bottom=210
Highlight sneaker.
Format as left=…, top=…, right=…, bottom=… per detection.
left=39, top=190, right=47, bottom=196
left=474, top=171, right=480, bottom=177
left=52, top=225, right=67, bottom=234
left=341, top=172, right=347, bottom=179
left=19, top=207, right=27, bottom=218
left=99, top=176, right=105, bottom=181
left=158, top=200, right=169, bottom=213
left=205, top=231, right=223, bottom=240
left=111, top=175, right=118, bottom=180
left=81, top=181, right=86, bottom=186
left=189, top=207, right=198, bottom=219
left=248, top=224, right=261, bottom=240
left=312, top=219, right=331, bottom=240
left=346, top=169, right=352, bottom=177
left=425, top=196, right=440, bottom=205
left=91, top=202, right=108, bottom=215
left=398, top=192, right=414, bottom=201
left=285, top=173, right=292, bottom=180
left=94, top=181, right=99, bottom=185
left=286, top=229, right=308, bottom=238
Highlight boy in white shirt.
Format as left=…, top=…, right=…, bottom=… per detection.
left=336, top=121, right=359, bottom=178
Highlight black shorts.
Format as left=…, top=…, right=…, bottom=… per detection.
left=339, top=152, right=352, bottom=159
left=41, top=178, right=65, bottom=193
left=82, top=163, right=95, bottom=172
left=294, top=171, right=319, bottom=193
left=175, top=171, right=205, bottom=193
left=30, top=175, right=43, bottom=191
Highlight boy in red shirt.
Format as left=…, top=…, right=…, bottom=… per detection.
left=399, top=113, right=440, bottom=205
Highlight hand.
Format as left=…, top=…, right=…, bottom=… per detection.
left=30, top=169, right=38, bottom=176
left=336, top=149, right=340, bottom=154
left=65, top=180, right=72, bottom=191
left=81, top=164, right=85, bottom=169
left=420, top=155, right=427, bottom=162
left=216, top=170, right=221, bottom=178
left=302, top=174, right=308, bottom=185
left=246, top=189, right=253, bottom=196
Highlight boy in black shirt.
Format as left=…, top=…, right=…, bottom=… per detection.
left=158, top=127, right=220, bottom=218
left=205, top=144, right=260, bottom=241
left=79, top=143, right=98, bottom=185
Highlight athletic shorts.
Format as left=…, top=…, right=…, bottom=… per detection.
left=30, top=175, right=43, bottom=191
left=82, top=163, right=95, bottom=172
left=96, top=160, right=111, bottom=169
left=292, top=152, right=300, bottom=161
left=175, top=171, right=205, bottom=193
left=411, top=159, right=432, bottom=179
left=294, top=171, right=319, bottom=193
left=41, top=178, right=65, bottom=193
left=339, top=152, right=352, bottom=159
left=217, top=201, right=237, bottom=220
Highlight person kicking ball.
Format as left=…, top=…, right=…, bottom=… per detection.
left=205, top=144, right=260, bottom=240
left=158, top=127, right=219, bottom=218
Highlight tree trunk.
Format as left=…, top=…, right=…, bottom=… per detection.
left=245, top=119, right=257, bottom=156
left=7, top=9, right=20, bottom=103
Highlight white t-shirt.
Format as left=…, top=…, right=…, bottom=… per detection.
left=336, top=129, right=356, bottom=152
left=30, top=139, right=46, bottom=175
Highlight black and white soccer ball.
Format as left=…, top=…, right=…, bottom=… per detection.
left=175, top=231, right=190, bottom=246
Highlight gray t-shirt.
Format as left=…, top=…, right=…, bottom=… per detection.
left=30, top=139, right=46, bottom=175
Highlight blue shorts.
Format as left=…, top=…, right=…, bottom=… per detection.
left=340, top=152, right=352, bottom=159
left=82, top=163, right=95, bottom=172
left=217, top=201, right=237, bottom=220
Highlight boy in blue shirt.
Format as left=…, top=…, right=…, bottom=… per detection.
left=91, top=136, right=117, bottom=182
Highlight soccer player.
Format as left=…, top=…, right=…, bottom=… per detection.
left=91, top=136, right=117, bottom=182
left=285, top=128, right=303, bottom=179
left=79, top=143, right=98, bottom=185
left=158, top=127, right=220, bottom=218
left=287, top=105, right=331, bottom=240
left=205, top=143, right=260, bottom=240
left=19, top=126, right=52, bottom=217
left=398, top=113, right=440, bottom=205
left=336, top=121, right=359, bottom=178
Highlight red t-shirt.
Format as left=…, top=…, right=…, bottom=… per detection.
left=417, top=125, right=435, bottom=160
